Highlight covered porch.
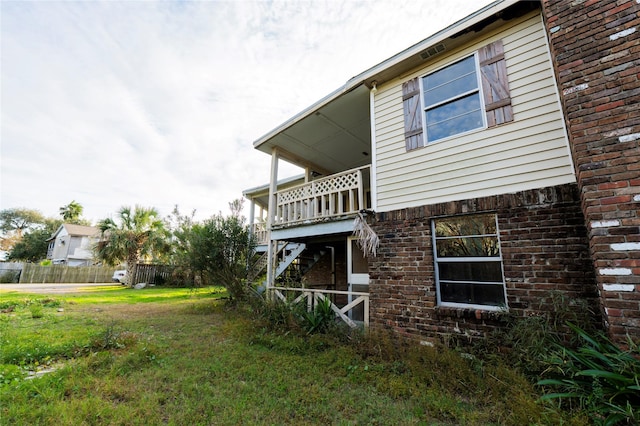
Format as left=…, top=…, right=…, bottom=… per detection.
left=243, top=84, right=374, bottom=328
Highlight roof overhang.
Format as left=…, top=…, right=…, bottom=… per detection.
left=254, top=84, right=372, bottom=176
left=252, top=0, right=538, bottom=171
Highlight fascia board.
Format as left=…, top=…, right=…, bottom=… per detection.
left=252, top=0, right=521, bottom=151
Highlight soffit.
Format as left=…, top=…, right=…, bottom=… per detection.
left=254, top=84, right=372, bottom=175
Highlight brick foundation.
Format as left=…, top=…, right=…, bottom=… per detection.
left=542, top=0, right=640, bottom=342
left=369, top=184, right=599, bottom=343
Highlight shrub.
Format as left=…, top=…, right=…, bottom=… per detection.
left=538, top=323, right=640, bottom=425
left=250, top=293, right=301, bottom=332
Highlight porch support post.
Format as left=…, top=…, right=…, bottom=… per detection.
left=369, top=83, right=378, bottom=211
left=266, top=148, right=279, bottom=289
left=357, top=169, right=364, bottom=211
left=248, top=198, right=255, bottom=237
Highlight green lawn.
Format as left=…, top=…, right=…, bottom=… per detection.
left=0, top=287, right=586, bottom=425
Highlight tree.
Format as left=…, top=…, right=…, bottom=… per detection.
left=188, top=207, right=255, bottom=301
left=7, top=228, right=51, bottom=262
left=228, top=198, right=244, bottom=218
left=169, top=200, right=254, bottom=299
left=0, top=208, right=45, bottom=238
left=7, top=218, right=61, bottom=262
left=95, top=206, right=169, bottom=288
left=59, top=200, right=85, bottom=223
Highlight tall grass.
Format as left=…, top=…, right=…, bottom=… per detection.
left=0, top=287, right=590, bottom=425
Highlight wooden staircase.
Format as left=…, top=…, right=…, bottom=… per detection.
left=248, top=242, right=326, bottom=285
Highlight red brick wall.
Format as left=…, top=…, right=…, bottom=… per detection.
left=541, top=0, right=640, bottom=342
left=369, top=184, right=599, bottom=343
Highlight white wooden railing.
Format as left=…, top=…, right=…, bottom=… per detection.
left=274, top=166, right=370, bottom=227
left=271, top=287, right=369, bottom=328
left=251, top=222, right=268, bottom=245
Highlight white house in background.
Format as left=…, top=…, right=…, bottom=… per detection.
left=46, top=224, right=99, bottom=266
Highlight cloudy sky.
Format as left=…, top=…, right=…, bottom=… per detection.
left=1, top=0, right=493, bottom=223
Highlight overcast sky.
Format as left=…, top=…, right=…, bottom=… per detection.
left=1, top=0, right=493, bottom=224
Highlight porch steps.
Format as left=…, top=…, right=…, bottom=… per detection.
left=299, top=249, right=326, bottom=275
left=251, top=242, right=309, bottom=284
left=248, top=242, right=288, bottom=282
left=275, top=243, right=306, bottom=277
left=248, top=252, right=269, bottom=282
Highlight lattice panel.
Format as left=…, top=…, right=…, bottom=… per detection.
left=277, top=185, right=313, bottom=204
left=312, top=171, right=359, bottom=195
left=273, top=166, right=369, bottom=225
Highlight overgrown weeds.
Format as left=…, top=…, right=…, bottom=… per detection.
left=0, top=287, right=601, bottom=425
left=538, top=323, right=640, bottom=425
left=468, top=291, right=599, bottom=378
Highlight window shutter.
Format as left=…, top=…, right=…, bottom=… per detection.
left=402, top=77, right=423, bottom=150
left=479, top=40, right=513, bottom=127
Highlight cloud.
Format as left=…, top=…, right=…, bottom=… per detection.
left=1, top=0, right=493, bottom=223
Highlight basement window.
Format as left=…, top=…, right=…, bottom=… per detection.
left=432, top=213, right=507, bottom=310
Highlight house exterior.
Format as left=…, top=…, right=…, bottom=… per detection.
left=46, top=224, right=99, bottom=266
left=244, top=0, right=640, bottom=344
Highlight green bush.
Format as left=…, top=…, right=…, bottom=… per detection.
left=538, top=323, right=640, bottom=425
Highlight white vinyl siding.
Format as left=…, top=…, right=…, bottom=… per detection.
left=374, top=11, right=575, bottom=213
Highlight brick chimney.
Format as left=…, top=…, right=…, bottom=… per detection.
left=541, top=0, right=640, bottom=343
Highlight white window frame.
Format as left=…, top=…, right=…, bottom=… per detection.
left=431, top=214, right=507, bottom=311
left=420, top=53, right=487, bottom=144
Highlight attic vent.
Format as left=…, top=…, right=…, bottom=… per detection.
left=420, top=43, right=446, bottom=60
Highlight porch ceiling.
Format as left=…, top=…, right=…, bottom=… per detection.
left=254, top=84, right=371, bottom=176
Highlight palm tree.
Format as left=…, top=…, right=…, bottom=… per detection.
left=59, top=200, right=84, bottom=223
left=95, top=206, right=168, bottom=288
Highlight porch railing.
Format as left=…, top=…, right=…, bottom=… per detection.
left=251, top=222, right=268, bottom=245
left=271, top=286, right=369, bottom=328
left=274, top=165, right=370, bottom=227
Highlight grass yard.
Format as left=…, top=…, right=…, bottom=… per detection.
left=0, top=287, right=587, bottom=425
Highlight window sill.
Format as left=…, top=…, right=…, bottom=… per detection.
left=435, top=305, right=507, bottom=321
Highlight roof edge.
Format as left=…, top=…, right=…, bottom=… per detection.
left=252, top=0, right=522, bottom=150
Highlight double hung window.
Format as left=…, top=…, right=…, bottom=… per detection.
left=422, top=55, right=484, bottom=142
left=432, top=214, right=507, bottom=309
left=402, top=40, right=513, bottom=151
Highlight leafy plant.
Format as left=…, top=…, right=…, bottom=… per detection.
left=297, top=296, right=335, bottom=334
left=538, top=323, right=640, bottom=425
left=0, top=364, right=25, bottom=386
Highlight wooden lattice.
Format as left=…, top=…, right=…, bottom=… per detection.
left=274, top=166, right=368, bottom=225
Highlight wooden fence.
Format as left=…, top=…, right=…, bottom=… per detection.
left=133, top=264, right=175, bottom=285
left=19, top=264, right=114, bottom=284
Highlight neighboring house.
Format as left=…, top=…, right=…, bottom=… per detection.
left=244, top=0, right=640, bottom=344
left=46, top=224, right=99, bottom=266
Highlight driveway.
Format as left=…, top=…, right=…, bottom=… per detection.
left=0, top=282, right=122, bottom=294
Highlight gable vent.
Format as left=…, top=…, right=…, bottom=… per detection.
left=420, top=43, right=446, bottom=60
